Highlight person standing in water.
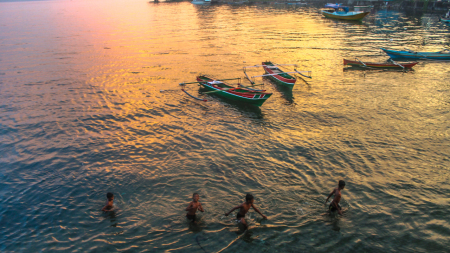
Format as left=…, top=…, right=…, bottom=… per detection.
left=225, top=193, right=267, bottom=230
left=185, top=193, right=204, bottom=223
left=102, top=192, right=115, bottom=212
left=325, top=180, right=345, bottom=215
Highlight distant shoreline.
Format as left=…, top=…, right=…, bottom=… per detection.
left=155, top=0, right=450, bottom=12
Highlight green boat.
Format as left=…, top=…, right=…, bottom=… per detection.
left=181, top=76, right=272, bottom=106
left=261, top=61, right=297, bottom=87
left=244, top=62, right=312, bottom=88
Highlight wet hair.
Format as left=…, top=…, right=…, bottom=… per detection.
left=339, top=180, right=346, bottom=188
left=107, top=192, right=114, bottom=199
left=245, top=194, right=254, bottom=202
left=193, top=193, right=199, bottom=197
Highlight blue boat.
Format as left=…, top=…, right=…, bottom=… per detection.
left=440, top=17, right=450, bottom=23
left=322, top=3, right=369, bottom=21
left=381, top=48, right=450, bottom=60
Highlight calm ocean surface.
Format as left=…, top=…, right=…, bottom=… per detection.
left=0, top=0, right=449, bottom=252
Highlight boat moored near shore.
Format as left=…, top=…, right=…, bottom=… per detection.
left=321, top=3, right=370, bottom=21
left=381, top=48, right=450, bottom=60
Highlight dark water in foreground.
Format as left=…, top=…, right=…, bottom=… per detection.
left=1, top=0, right=449, bottom=252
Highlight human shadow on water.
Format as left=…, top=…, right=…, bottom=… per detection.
left=102, top=210, right=120, bottom=227
left=186, top=216, right=205, bottom=233
left=322, top=202, right=349, bottom=232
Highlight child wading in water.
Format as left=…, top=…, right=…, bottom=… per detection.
left=185, top=193, right=204, bottom=223
left=102, top=192, right=114, bottom=212
left=325, top=180, right=345, bottom=215
left=225, top=194, right=267, bottom=230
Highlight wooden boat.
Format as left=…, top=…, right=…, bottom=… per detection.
left=243, top=62, right=311, bottom=88
left=181, top=76, right=272, bottom=106
left=440, top=17, right=450, bottom=23
left=321, top=3, right=369, bottom=21
left=343, top=58, right=418, bottom=69
left=381, top=48, right=450, bottom=60
left=191, top=0, right=211, bottom=5
left=261, top=62, right=297, bottom=87
left=287, top=1, right=308, bottom=5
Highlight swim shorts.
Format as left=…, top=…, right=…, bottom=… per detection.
left=186, top=214, right=196, bottom=222
left=329, top=204, right=342, bottom=212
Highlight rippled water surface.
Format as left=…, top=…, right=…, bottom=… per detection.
left=1, top=0, right=449, bottom=252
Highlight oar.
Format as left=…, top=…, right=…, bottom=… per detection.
left=388, top=58, right=406, bottom=71
left=355, top=57, right=367, bottom=67
left=179, top=78, right=241, bottom=86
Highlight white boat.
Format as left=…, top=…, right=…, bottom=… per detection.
left=191, top=0, right=211, bottom=4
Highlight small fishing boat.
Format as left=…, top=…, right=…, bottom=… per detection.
left=191, top=0, right=211, bottom=5
left=440, top=17, right=450, bottom=23
left=287, top=0, right=307, bottom=5
left=440, top=10, right=450, bottom=22
left=260, top=62, right=296, bottom=87
left=180, top=76, right=272, bottom=106
left=343, top=58, right=418, bottom=69
left=321, top=3, right=369, bottom=21
left=243, top=62, right=312, bottom=88
left=381, top=48, right=450, bottom=60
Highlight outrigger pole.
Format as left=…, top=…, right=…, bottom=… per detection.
left=272, top=61, right=312, bottom=79
left=243, top=67, right=255, bottom=84
left=252, top=71, right=310, bottom=78
left=179, top=77, right=241, bottom=86
left=244, top=64, right=297, bottom=68
left=201, top=83, right=265, bottom=94
left=181, top=89, right=207, bottom=102
left=294, top=69, right=312, bottom=79
left=238, top=83, right=265, bottom=92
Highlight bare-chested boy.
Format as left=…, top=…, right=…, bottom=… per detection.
left=225, top=194, right=267, bottom=229
left=102, top=192, right=114, bottom=212
left=325, top=180, right=345, bottom=215
left=185, top=193, right=204, bottom=223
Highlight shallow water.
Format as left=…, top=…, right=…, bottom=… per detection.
left=0, top=0, right=449, bottom=252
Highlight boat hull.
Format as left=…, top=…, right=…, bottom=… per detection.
left=321, top=10, right=369, bottom=20
left=381, top=48, right=450, bottom=60
left=343, top=59, right=418, bottom=68
left=196, top=76, right=272, bottom=106
left=262, top=62, right=296, bottom=87
left=440, top=17, right=450, bottom=23
left=191, top=0, right=211, bottom=4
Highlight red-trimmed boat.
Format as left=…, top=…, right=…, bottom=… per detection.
left=261, top=61, right=297, bottom=87
left=343, top=58, right=418, bottom=69
left=181, top=75, right=272, bottom=106
left=243, top=61, right=312, bottom=88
